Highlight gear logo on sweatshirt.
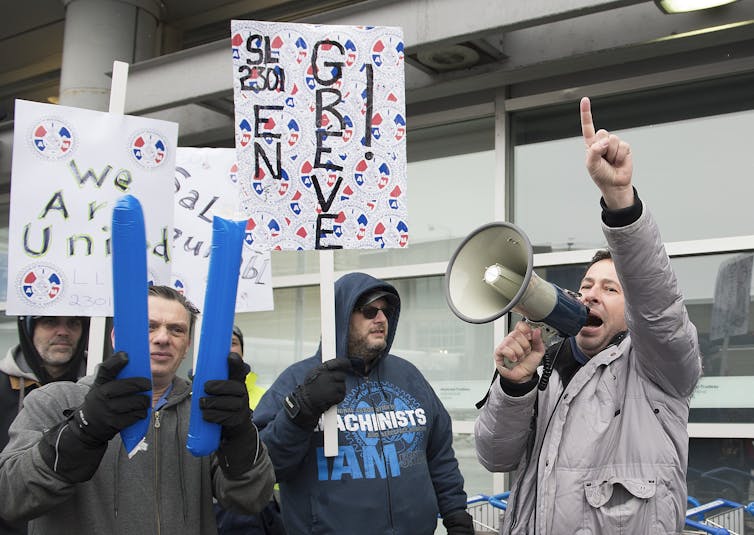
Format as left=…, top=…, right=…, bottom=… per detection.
left=316, top=380, right=428, bottom=481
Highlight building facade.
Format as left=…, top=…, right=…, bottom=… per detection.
left=1, top=0, right=753, bottom=507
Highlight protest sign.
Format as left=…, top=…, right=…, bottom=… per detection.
left=173, top=147, right=273, bottom=312
left=230, top=20, right=408, bottom=251
left=6, top=99, right=177, bottom=316
left=230, top=20, right=409, bottom=456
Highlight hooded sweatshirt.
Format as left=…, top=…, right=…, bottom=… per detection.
left=254, top=272, right=468, bottom=535
left=0, top=373, right=276, bottom=535
left=0, top=316, right=90, bottom=452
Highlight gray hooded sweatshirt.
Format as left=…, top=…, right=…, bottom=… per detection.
left=0, top=373, right=275, bottom=535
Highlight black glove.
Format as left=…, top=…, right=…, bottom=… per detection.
left=38, top=352, right=151, bottom=482
left=442, top=509, right=475, bottom=535
left=69, top=351, right=152, bottom=446
left=201, top=353, right=259, bottom=478
left=284, top=359, right=351, bottom=430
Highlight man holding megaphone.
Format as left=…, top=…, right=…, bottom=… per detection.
left=474, top=97, right=702, bottom=535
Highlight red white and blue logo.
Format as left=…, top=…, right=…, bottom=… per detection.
left=244, top=219, right=255, bottom=246
left=30, top=119, right=74, bottom=160
left=171, top=276, right=187, bottom=295
left=18, top=264, right=64, bottom=306
left=229, top=162, right=239, bottom=184
left=245, top=213, right=283, bottom=247
left=270, top=32, right=309, bottom=65
left=237, top=117, right=253, bottom=148
left=130, top=131, right=167, bottom=168
left=286, top=118, right=301, bottom=147
left=354, top=158, right=391, bottom=190
left=231, top=32, right=243, bottom=60
left=343, top=39, right=358, bottom=67
left=371, top=36, right=404, bottom=68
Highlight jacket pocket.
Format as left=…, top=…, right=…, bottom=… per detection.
left=582, top=477, right=660, bottom=534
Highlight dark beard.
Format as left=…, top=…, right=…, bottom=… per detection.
left=348, top=338, right=385, bottom=363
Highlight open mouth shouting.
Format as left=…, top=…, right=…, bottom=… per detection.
left=584, top=313, right=603, bottom=328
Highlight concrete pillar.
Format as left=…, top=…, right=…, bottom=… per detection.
left=58, top=0, right=162, bottom=111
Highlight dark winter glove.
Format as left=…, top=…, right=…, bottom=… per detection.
left=201, top=353, right=259, bottom=478
left=284, top=359, right=351, bottom=430
left=69, top=351, right=152, bottom=446
left=442, top=509, right=475, bottom=535
left=38, top=352, right=151, bottom=482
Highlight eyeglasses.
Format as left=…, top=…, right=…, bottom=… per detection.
left=357, top=305, right=392, bottom=319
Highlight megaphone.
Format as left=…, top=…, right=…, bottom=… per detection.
left=445, top=222, right=588, bottom=337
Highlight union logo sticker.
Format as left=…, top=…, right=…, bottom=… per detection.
left=29, top=119, right=75, bottom=160
left=129, top=130, right=168, bottom=168
left=17, top=264, right=65, bottom=307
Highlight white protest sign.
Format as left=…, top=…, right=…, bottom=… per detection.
left=7, top=99, right=177, bottom=316
left=230, top=20, right=408, bottom=251
left=173, top=147, right=274, bottom=312
left=231, top=21, right=409, bottom=457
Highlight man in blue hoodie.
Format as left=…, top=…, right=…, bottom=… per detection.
left=254, top=272, right=474, bottom=535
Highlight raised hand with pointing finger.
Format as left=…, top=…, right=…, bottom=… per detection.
left=580, top=96, right=634, bottom=209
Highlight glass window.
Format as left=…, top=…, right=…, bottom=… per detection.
left=514, top=111, right=754, bottom=247
left=334, top=149, right=495, bottom=269
left=687, top=437, right=754, bottom=506
left=235, top=285, right=322, bottom=387
left=512, top=79, right=754, bottom=247
left=455, top=432, right=496, bottom=498
left=682, top=253, right=754, bottom=424
left=269, top=117, right=495, bottom=275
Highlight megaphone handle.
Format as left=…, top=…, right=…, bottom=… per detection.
left=523, top=319, right=563, bottom=348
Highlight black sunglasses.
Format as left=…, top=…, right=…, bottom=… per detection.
left=357, top=305, right=393, bottom=319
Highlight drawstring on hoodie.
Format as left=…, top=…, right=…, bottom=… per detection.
left=17, top=380, right=26, bottom=413
left=114, top=441, right=122, bottom=519
left=373, top=365, right=396, bottom=531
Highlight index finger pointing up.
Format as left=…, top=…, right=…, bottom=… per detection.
left=580, top=96, right=596, bottom=146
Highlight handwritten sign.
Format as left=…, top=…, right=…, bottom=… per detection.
left=173, top=147, right=273, bottom=312
left=231, top=20, right=408, bottom=251
left=6, top=100, right=177, bottom=316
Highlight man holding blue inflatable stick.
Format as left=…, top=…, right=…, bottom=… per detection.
left=474, top=97, right=702, bottom=534
left=0, top=285, right=275, bottom=534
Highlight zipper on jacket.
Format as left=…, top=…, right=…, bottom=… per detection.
left=154, top=410, right=162, bottom=535
left=508, top=394, right=540, bottom=530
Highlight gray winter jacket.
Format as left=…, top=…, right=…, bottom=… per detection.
left=0, top=373, right=276, bottom=535
left=475, top=205, right=702, bottom=535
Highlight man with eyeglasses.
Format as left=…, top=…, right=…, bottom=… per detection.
left=254, top=272, right=475, bottom=535
left=0, top=315, right=89, bottom=534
